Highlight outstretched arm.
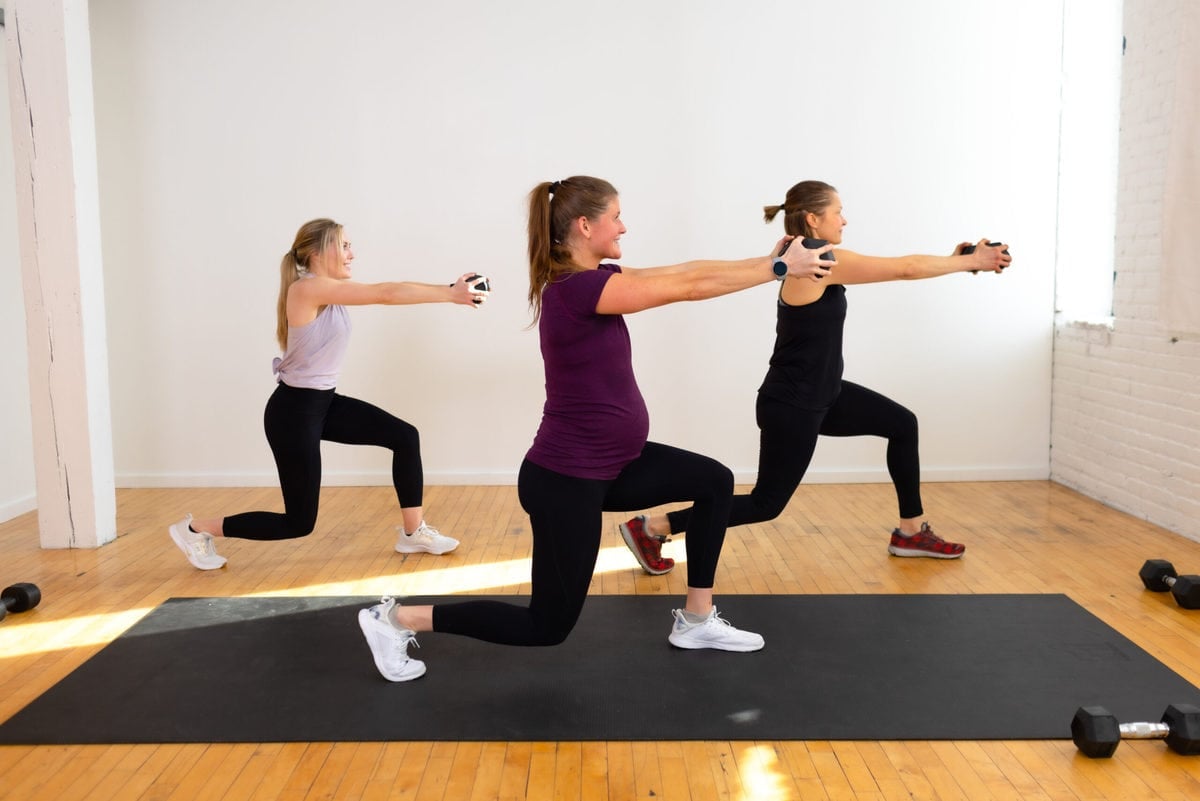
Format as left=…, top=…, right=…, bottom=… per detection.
left=597, top=238, right=834, bottom=314
left=287, top=273, right=487, bottom=326
left=829, top=239, right=1011, bottom=285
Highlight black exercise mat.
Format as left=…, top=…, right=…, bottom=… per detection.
left=2, top=594, right=1197, bottom=744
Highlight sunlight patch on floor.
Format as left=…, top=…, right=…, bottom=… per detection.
left=735, top=744, right=790, bottom=801
left=0, top=544, right=686, bottom=657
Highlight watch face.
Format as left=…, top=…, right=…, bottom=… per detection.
left=773, top=258, right=788, bottom=279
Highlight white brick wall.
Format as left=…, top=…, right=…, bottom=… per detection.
left=1051, top=0, right=1200, bottom=542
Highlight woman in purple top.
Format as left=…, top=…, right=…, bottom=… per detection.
left=356, top=176, right=833, bottom=681
left=167, top=218, right=488, bottom=570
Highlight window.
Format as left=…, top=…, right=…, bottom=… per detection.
left=1054, top=0, right=1123, bottom=325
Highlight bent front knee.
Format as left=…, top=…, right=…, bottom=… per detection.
left=532, top=628, right=572, bottom=647
left=280, top=518, right=317, bottom=540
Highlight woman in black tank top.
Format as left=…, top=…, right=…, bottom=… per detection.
left=619, top=180, right=1011, bottom=568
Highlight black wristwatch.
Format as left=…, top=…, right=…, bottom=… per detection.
left=772, top=257, right=789, bottom=281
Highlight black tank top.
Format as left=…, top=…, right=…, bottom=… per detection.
left=757, top=284, right=847, bottom=410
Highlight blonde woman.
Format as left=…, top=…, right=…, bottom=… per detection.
left=168, top=218, right=487, bottom=570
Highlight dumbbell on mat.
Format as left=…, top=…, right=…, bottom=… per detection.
left=1139, top=559, right=1200, bottom=609
left=1071, top=704, right=1200, bottom=758
left=0, top=582, right=41, bottom=623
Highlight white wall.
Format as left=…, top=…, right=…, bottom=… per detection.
left=1052, top=0, right=1200, bottom=543
left=2, top=0, right=1063, bottom=517
left=0, top=10, right=38, bottom=522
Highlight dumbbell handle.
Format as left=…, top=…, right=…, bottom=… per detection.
left=1119, top=721, right=1171, bottom=739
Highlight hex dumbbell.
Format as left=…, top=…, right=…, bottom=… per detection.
left=0, top=582, right=42, bottom=623
left=1139, top=559, right=1200, bottom=609
left=1071, top=704, right=1200, bottom=758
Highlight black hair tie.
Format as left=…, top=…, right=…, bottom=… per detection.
left=549, top=181, right=561, bottom=195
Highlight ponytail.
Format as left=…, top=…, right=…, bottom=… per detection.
left=276, top=251, right=301, bottom=350
left=762, top=204, right=785, bottom=223
left=527, top=182, right=556, bottom=324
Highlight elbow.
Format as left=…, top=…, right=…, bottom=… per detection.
left=680, top=274, right=731, bottom=302
left=383, top=284, right=419, bottom=305
left=896, top=260, right=925, bottom=280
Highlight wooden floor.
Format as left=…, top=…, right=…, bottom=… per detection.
left=2, top=481, right=1200, bottom=800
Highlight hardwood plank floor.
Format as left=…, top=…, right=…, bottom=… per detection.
left=1, top=481, right=1199, bottom=800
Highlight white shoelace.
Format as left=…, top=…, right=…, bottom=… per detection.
left=186, top=532, right=216, bottom=558
left=392, top=631, right=420, bottom=660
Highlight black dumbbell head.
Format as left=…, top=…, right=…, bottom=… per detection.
left=961, top=241, right=1010, bottom=256
left=1071, top=706, right=1121, bottom=758
left=1172, top=575, right=1200, bottom=610
left=1163, top=704, right=1200, bottom=755
left=1139, top=559, right=1177, bottom=592
left=2, top=582, right=41, bottom=614
left=801, top=237, right=836, bottom=263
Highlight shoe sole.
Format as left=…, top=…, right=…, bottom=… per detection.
left=887, top=545, right=964, bottom=559
left=168, top=527, right=226, bottom=570
left=668, top=633, right=764, bottom=653
left=394, top=541, right=458, bottom=555
left=357, top=610, right=427, bottom=682
left=618, top=523, right=674, bottom=575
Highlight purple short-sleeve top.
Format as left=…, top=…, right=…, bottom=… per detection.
left=524, top=265, right=650, bottom=479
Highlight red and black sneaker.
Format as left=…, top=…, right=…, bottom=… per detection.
left=619, top=515, right=675, bottom=575
left=887, top=522, right=965, bottom=559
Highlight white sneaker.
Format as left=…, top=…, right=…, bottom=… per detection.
left=667, top=607, right=765, bottom=652
left=395, top=521, right=459, bottom=555
left=357, top=597, right=427, bottom=682
left=168, top=514, right=226, bottom=570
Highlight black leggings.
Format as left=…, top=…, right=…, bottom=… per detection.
left=432, top=442, right=733, bottom=646
left=667, top=380, right=922, bottom=535
left=223, top=382, right=423, bottom=541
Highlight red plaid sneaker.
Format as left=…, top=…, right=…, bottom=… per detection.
left=619, top=516, right=675, bottom=575
left=887, top=522, right=965, bottom=559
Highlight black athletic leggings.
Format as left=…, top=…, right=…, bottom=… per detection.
left=223, top=382, right=423, bottom=541
left=432, top=442, right=733, bottom=646
left=666, top=380, right=922, bottom=535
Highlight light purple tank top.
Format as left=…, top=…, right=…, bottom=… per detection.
left=272, top=301, right=351, bottom=390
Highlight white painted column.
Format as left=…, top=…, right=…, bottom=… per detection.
left=4, top=0, right=115, bottom=548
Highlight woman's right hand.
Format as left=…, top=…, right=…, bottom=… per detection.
left=778, top=236, right=835, bottom=281
left=450, top=273, right=491, bottom=308
left=960, top=240, right=1012, bottom=273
